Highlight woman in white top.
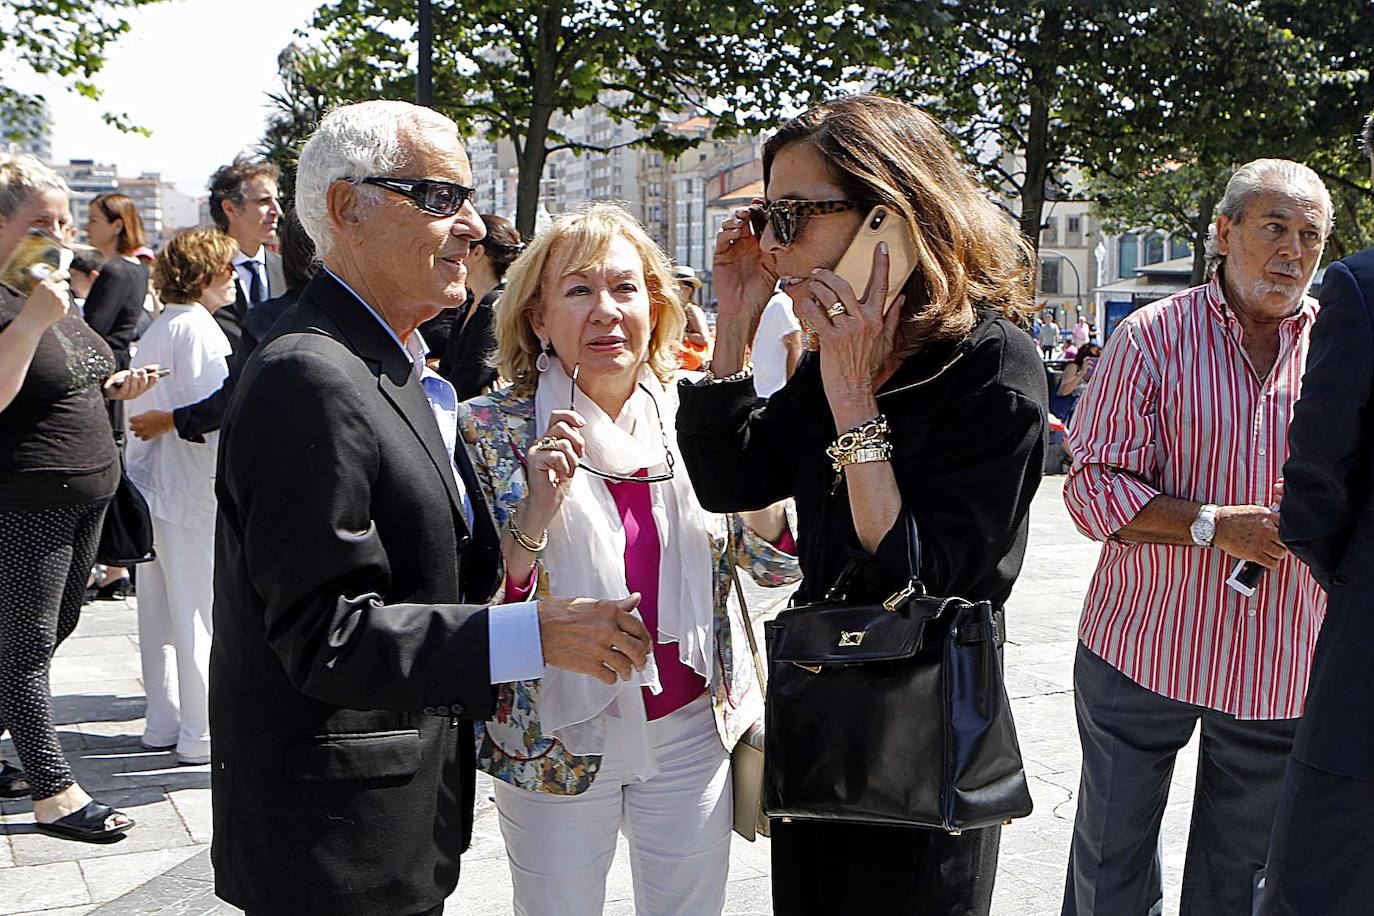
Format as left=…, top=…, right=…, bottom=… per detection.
left=125, top=228, right=235, bottom=765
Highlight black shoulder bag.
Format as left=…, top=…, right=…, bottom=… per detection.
left=762, top=514, right=1032, bottom=833
left=96, top=457, right=156, bottom=567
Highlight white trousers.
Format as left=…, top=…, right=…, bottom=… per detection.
left=494, top=693, right=732, bottom=916
left=137, top=514, right=214, bottom=759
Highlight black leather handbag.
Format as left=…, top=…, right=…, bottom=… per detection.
left=762, top=515, right=1032, bottom=833
left=96, top=464, right=156, bottom=567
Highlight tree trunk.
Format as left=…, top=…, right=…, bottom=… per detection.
left=1190, top=190, right=1217, bottom=286
left=513, top=3, right=562, bottom=238
left=1020, top=94, right=1051, bottom=258
left=514, top=125, right=549, bottom=239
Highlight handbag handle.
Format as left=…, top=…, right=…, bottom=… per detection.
left=727, top=517, right=767, bottom=692
left=821, top=511, right=923, bottom=605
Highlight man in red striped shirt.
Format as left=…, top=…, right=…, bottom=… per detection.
left=1061, top=159, right=1331, bottom=916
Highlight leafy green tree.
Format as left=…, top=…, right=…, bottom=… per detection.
left=0, top=0, right=164, bottom=142
left=873, top=0, right=1371, bottom=277
left=258, top=44, right=364, bottom=203
left=1080, top=0, right=1373, bottom=280
left=874, top=0, right=1112, bottom=253
left=290, top=0, right=916, bottom=236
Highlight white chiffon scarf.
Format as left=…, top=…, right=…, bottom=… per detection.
left=531, top=360, right=716, bottom=781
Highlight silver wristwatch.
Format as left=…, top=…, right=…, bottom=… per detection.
left=1190, top=503, right=1220, bottom=547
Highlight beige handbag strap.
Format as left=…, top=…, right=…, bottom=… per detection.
left=728, top=518, right=767, bottom=693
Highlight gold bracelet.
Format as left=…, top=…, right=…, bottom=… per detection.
left=508, top=517, right=548, bottom=553
left=835, top=444, right=893, bottom=470
left=825, top=415, right=891, bottom=471
left=702, top=363, right=754, bottom=384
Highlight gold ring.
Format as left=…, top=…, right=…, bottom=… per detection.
left=825, top=302, right=847, bottom=318
left=534, top=435, right=560, bottom=451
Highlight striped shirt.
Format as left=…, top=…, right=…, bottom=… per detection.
left=1064, top=274, right=1326, bottom=720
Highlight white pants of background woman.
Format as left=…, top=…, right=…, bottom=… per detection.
left=136, top=515, right=213, bottom=761
left=494, top=693, right=732, bottom=916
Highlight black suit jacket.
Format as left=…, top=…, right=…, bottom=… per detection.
left=1282, top=247, right=1374, bottom=777
left=210, top=272, right=502, bottom=915
left=438, top=285, right=501, bottom=402
left=175, top=252, right=285, bottom=442
left=82, top=256, right=148, bottom=370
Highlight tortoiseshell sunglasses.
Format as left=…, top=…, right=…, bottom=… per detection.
left=748, top=199, right=868, bottom=247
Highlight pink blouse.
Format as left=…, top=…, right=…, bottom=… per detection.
left=502, top=471, right=706, bottom=721
left=606, top=473, right=707, bottom=720
left=505, top=479, right=795, bottom=721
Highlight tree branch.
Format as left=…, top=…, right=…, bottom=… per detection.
left=1313, top=168, right=1374, bottom=199
left=546, top=135, right=657, bottom=155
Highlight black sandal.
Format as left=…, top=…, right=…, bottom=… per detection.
left=36, top=800, right=135, bottom=843
left=0, top=760, right=28, bottom=799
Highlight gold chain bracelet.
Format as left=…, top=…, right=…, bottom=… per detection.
left=834, top=444, right=893, bottom=470
left=825, top=415, right=892, bottom=472
left=702, top=363, right=754, bottom=384
left=508, top=517, right=548, bottom=553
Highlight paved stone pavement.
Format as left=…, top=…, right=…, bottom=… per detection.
left=0, top=478, right=1205, bottom=914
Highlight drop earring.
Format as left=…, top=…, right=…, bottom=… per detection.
left=535, top=340, right=553, bottom=373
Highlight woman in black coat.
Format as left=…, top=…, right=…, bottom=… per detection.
left=676, top=95, right=1046, bottom=914
left=81, top=192, right=152, bottom=596
left=81, top=193, right=149, bottom=372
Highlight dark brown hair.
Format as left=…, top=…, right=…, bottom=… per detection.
left=208, top=156, right=280, bottom=232
left=153, top=228, right=237, bottom=304
left=763, top=94, right=1035, bottom=356
left=91, top=193, right=146, bottom=255
left=477, top=213, right=524, bottom=278
left=276, top=208, right=318, bottom=294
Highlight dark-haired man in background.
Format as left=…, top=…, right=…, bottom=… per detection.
left=129, top=156, right=283, bottom=444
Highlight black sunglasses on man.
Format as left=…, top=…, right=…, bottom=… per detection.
left=358, top=176, right=476, bottom=217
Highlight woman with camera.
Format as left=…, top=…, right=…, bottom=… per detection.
left=0, top=154, right=158, bottom=841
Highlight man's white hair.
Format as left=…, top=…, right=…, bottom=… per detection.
left=1204, top=159, right=1333, bottom=276
left=0, top=154, right=70, bottom=219
left=295, top=100, right=460, bottom=260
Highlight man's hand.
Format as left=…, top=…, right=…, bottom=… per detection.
left=537, top=594, right=651, bottom=686
left=1214, top=504, right=1287, bottom=569
left=129, top=409, right=176, bottom=441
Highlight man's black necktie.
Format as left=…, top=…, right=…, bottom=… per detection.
left=246, top=259, right=265, bottom=306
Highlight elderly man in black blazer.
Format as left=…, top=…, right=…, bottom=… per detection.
left=210, top=100, right=652, bottom=916
left=1262, top=113, right=1374, bottom=916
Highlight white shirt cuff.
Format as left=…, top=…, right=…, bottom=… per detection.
left=487, top=601, right=543, bottom=684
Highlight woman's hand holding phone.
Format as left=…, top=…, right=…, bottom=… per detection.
left=793, top=242, right=905, bottom=428
left=18, top=273, right=72, bottom=332
left=103, top=365, right=163, bottom=401
left=709, top=200, right=778, bottom=376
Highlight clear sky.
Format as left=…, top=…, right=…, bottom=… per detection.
left=10, top=0, right=354, bottom=197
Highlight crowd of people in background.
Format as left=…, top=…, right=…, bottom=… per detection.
left=0, top=94, right=1371, bottom=916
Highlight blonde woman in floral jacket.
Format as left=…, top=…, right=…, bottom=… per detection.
left=457, top=203, right=798, bottom=916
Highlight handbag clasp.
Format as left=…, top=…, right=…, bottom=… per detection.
left=883, top=582, right=919, bottom=613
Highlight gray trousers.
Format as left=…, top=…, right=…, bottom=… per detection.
left=1062, top=644, right=1298, bottom=916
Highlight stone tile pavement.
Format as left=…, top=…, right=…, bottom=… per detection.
left=0, top=479, right=1204, bottom=914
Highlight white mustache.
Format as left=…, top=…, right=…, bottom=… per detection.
left=1270, top=260, right=1303, bottom=279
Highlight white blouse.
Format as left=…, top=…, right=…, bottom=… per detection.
left=125, top=303, right=231, bottom=529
